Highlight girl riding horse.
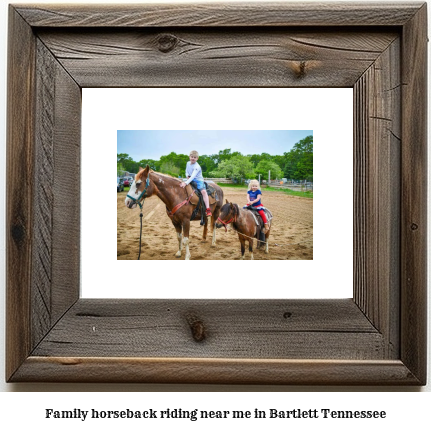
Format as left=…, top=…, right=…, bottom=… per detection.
left=216, top=200, right=271, bottom=260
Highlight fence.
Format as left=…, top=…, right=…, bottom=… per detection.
left=265, top=179, right=313, bottom=192
left=205, top=178, right=313, bottom=191
left=204, top=178, right=233, bottom=184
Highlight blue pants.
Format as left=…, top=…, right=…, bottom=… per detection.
left=191, top=180, right=205, bottom=191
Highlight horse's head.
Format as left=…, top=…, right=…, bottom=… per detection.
left=216, top=200, right=238, bottom=229
left=125, top=165, right=154, bottom=209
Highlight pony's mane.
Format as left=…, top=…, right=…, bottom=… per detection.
left=233, top=203, right=240, bottom=217
left=135, top=168, right=181, bottom=183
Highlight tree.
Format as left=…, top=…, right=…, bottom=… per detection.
left=255, top=159, right=283, bottom=181
left=212, top=149, right=243, bottom=165
left=282, top=135, right=313, bottom=180
left=138, top=159, right=159, bottom=171
left=209, top=155, right=255, bottom=181
left=198, top=154, right=217, bottom=177
left=158, top=152, right=189, bottom=174
left=117, top=153, right=139, bottom=174
left=160, top=161, right=180, bottom=177
left=117, top=162, right=125, bottom=176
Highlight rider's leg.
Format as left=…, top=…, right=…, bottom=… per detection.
left=196, top=180, right=212, bottom=216
left=201, top=189, right=210, bottom=209
left=201, top=190, right=212, bottom=216
left=258, top=209, right=269, bottom=232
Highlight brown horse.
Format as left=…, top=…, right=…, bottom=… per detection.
left=216, top=200, right=271, bottom=260
left=125, top=166, right=224, bottom=260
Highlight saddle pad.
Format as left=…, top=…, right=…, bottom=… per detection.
left=185, top=184, right=217, bottom=206
left=247, top=210, right=260, bottom=226
left=243, top=206, right=273, bottom=224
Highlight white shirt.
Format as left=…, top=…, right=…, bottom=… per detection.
left=185, top=161, right=204, bottom=185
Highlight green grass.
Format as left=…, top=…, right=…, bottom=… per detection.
left=265, top=186, right=313, bottom=198
left=217, top=182, right=313, bottom=198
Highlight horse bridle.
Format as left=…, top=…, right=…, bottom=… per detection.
left=126, top=176, right=150, bottom=210
left=217, top=213, right=237, bottom=232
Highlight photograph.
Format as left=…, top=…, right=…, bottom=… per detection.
left=2, top=0, right=428, bottom=401
left=117, top=130, right=313, bottom=261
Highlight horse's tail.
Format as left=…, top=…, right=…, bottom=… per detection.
left=215, top=184, right=224, bottom=207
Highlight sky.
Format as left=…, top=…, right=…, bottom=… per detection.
left=117, top=130, right=313, bottom=162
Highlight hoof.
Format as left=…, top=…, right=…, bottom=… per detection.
left=175, top=251, right=181, bottom=258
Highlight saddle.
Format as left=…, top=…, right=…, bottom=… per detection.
left=185, top=182, right=218, bottom=206
left=186, top=181, right=219, bottom=225
left=244, top=206, right=273, bottom=225
left=244, top=206, right=273, bottom=245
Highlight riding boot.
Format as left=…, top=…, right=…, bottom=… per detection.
left=262, top=223, right=269, bottom=233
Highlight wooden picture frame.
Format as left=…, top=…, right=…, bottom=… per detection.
left=6, top=2, right=427, bottom=385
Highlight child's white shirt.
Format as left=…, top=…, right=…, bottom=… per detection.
left=185, top=161, right=204, bottom=185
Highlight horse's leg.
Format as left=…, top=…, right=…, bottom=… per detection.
left=202, top=217, right=208, bottom=242
left=182, top=219, right=191, bottom=260
left=210, top=207, right=218, bottom=247
left=249, top=238, right=254, bottom=260
left=265, top=229, right=270, bottom=254
left=173, top=220, right=183, bottom=258
left=239, top=234, right=246, bottom=260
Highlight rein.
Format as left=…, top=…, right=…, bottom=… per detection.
left=126, top=177, right=150, bottom=260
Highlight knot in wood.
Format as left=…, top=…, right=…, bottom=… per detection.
left=411, top=223, right=419, bottom=231
left=11, top=222, right=26, bottom=245
left=296, top=61, right=307, bottom=78
left=157, top=34, right=178, bottom=53
left=186, top=315, right=206, bottom=342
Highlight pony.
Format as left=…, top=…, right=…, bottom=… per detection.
left=216, top=200, right=271, bottom=259
left=125, top=165, right=224, bottom=260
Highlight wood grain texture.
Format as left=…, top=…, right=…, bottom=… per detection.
left=6, top=7, right=36, bottom=381
left=37, top=29, right=398, bottom=88
left=400, top=3, right=428, bottom=384
left=32, top=299, right=383, bottom=359
left=50, top=53, right=81, bottom=324
left=353, top=38, right=401, bottom=358
left=14, top=2, right=423, bottom=27
left=32, top=40, right=56, bottom=347
left=32, top=39, right=81, bottom=350
left=6, top=2, right=427, bottom=385
left=12, top=357, right=420, bottom=385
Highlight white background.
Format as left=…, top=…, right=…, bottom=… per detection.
left=0, top=0, right=430, bottom=424
left=82, top=87, right=353, bottom=299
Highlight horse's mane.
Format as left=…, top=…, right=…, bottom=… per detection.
left=136, top=168, right=181, bottom=183
left=233, top=203, right=240, bottom=218
left=154, top=171, right=182, bottom=182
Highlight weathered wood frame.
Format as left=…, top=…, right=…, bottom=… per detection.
left=6, top=3, right=427, bottom=385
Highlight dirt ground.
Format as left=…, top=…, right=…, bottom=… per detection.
left=117, top=187, right=313, bottom=260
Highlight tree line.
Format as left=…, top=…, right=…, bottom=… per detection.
left=118, top=135, right=313, bottom=182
